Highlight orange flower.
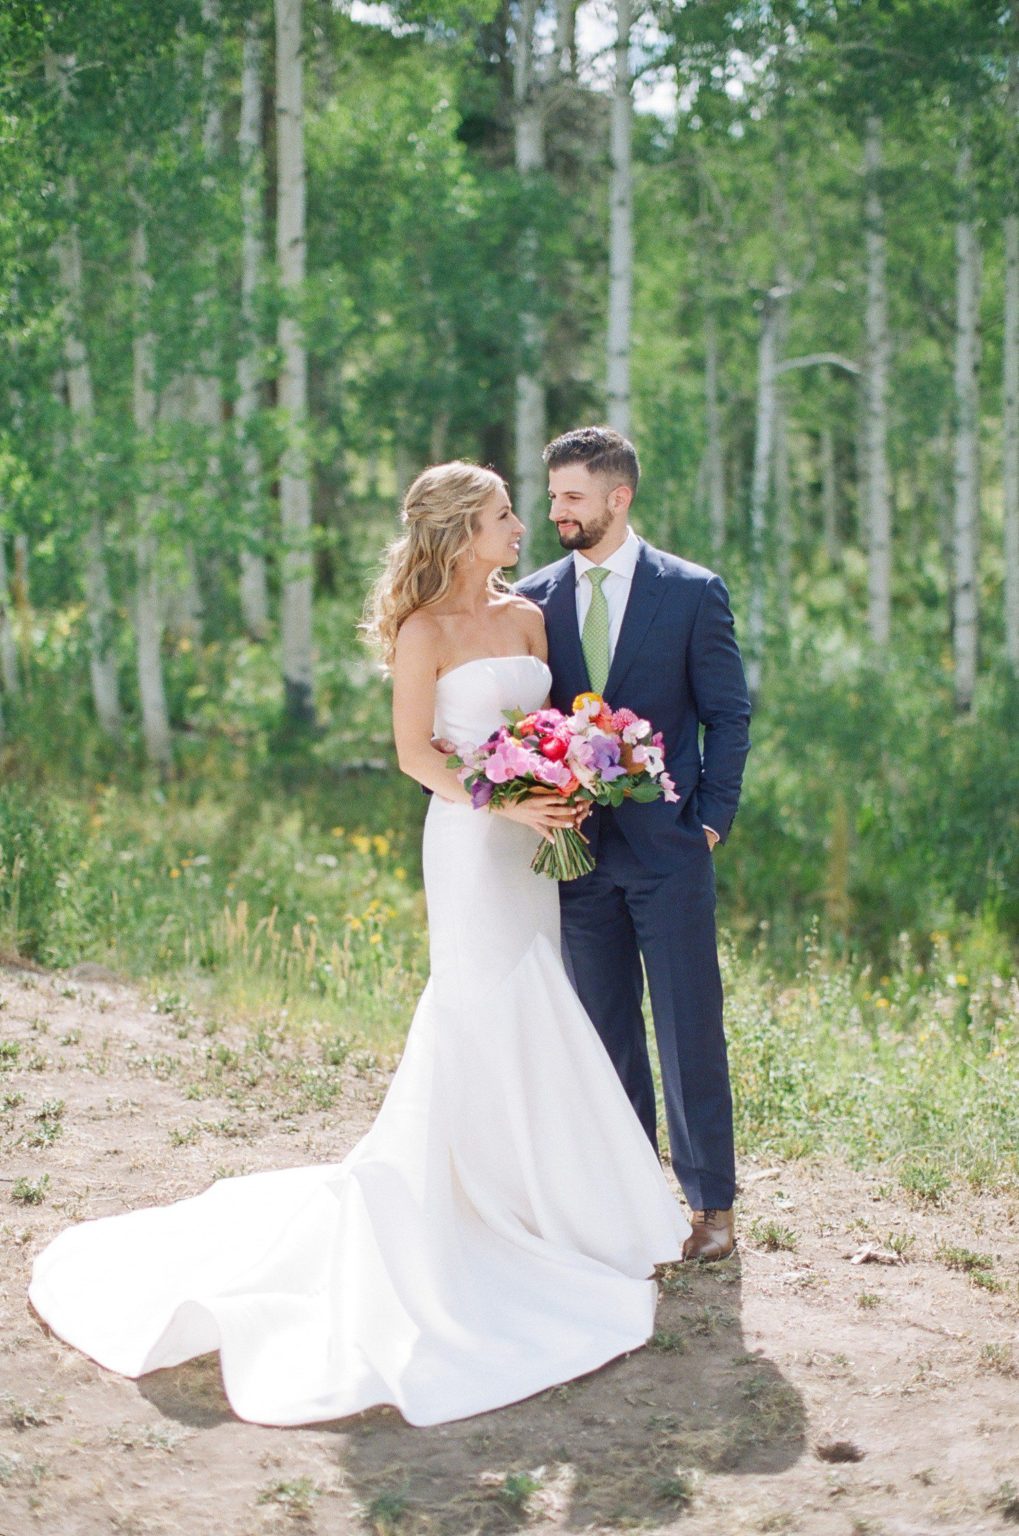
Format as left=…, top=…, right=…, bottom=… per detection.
left=572, top=691, right=604, bottom=713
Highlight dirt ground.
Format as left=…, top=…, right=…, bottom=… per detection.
left=1, top=962, right=1016, bottom=1536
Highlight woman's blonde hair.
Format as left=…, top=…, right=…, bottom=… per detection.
left=362, top=461, right=507, bottom=670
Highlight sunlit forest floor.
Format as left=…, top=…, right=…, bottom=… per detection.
left=1, top=963, right=1017, bottom=1536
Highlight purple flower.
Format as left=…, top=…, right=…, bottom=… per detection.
left=587, top=733, right=627, bottom=782
left=470, top=778, right=495, bottom=808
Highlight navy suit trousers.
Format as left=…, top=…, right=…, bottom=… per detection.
left=559, top=812, right=735, bottom=1212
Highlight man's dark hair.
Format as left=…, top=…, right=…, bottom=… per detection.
left=542, top=426, right=640, bottom=494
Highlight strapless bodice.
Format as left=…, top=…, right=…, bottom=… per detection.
left=433, top=655, right=552, bottom=747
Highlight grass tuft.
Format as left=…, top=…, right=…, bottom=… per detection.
left=366, top=1489, right=408, bottom=1533
left=256, top=1477, right=321, bottom=1519
left=11, top=1174, right=49, bottom=1205
left=749, top=1218, right=798, bottom=1251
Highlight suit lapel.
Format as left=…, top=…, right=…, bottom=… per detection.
left=543, top=557, right=589, bottom=698
left=604, top=541, right=666, bottom=701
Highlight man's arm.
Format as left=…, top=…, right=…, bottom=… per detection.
left=686, top=576, right=751, bottom=844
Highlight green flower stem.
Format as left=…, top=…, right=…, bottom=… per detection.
left=530, top=827, right=596, bottom=882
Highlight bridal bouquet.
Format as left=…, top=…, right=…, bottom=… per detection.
left=449, top=691, right=680, bottom=881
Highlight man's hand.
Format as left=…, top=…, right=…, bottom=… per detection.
left=704, top=826, right=720, bottom=851
left=431, top=736, right=456, bottom=757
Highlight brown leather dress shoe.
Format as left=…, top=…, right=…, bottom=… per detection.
left=682, top=1207, right=736, bottom=1262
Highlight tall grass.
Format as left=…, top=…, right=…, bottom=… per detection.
left=1, top=775, right=1015, bottom=1191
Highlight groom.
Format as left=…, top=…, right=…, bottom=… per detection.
left=517, top=427, right=751, bottom=1261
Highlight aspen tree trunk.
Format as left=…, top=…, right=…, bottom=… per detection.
left=237, top=16, right=270, bottom=640
left=170, top=0, right=226, bottom=641
left=606, top=0, right=633, bottom=435
left=0, top=533, right=18, bottom=699
left=704, top=307, right=725, bottom=555
left=12, top=536, right=31, bottom=678
left=952, top=140, right=981, bottom=712
left=191, top=1, right=223, bottom=456
left=746, top=289, right=780, bottom=701
left=395, top=441, right=415, bottom=501
left=774, top=397, right=792, bottom=635
left=1005, top=41, right=1019, bottom=673
left=513, top=0, right=547, bottom=568
left=131, top=218, right=172, bottom=769
left=45, top=52, right=123, bottom=735
left=771, top=166, right=792, bottom=646
left=864, top=116, right=891, bottom=647
left=554, top=0, right=577, bottom=75
left=820, top=423, right=840, bottom=563
left=275, top=0, right=315, bottom=723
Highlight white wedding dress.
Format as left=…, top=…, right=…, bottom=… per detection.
left=29, top=656, right=688, bottom=1427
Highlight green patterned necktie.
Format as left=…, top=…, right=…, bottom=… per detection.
left=581, top=567, right=611, bottom=694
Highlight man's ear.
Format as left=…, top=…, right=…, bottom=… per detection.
left=610, top=484, right=633, bottom=516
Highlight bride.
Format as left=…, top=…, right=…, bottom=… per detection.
left=29, top=461, right=688, bottom=1428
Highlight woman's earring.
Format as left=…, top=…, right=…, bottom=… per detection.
left=467, top=546, right=476, bottom=564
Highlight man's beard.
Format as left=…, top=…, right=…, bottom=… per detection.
left=555, top=504, right=614, bottom=551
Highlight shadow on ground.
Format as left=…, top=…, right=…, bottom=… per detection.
left=139, top=1255, right=804, bottom=1533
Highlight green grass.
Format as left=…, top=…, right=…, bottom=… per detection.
left=11, top=1174, right=49, bottom=1205
left=1, top=758, right=1017, bottom=1194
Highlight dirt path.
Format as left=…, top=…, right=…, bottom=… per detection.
left=1, top=962, right=1017, bottom=1536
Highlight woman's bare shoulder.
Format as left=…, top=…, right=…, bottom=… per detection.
left=393, top=609, right=444, bottom=668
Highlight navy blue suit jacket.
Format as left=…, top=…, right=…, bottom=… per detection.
left=516, top=540, right=751, bottom=872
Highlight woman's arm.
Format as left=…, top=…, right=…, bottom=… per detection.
left=391, top=611, right=577, bottom=838
left=392, top=615, right=470, bottom=802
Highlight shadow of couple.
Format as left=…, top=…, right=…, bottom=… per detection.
left=140, top=1253, right=804, bottom=1532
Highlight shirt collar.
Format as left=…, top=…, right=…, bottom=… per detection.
left=573, top=527, right=640, bottom=585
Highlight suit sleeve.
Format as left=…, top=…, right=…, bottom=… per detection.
left=686, top=576, right=751, bottom=844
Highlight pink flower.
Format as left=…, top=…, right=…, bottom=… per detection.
left=622, top=718, right=652, bottom=745
left=660, top=772, right=680, bottom=803
left=534, top=757, right=574, bottom=789
left=612, top=707, right=638, bottom=731
left=632, top=743, right=664, bottom=776
left=484, top=737, right=541, bottom=782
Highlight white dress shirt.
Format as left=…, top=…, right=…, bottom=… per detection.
left=573, top=527, right=640, bottom=665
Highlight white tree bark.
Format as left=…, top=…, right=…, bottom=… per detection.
left=606, top=0, right=633, bottom=436
left=774, top=396, right=792, bottom=634
left=275, top=0, right=315, bottom=722
left=171, top=0, right=226, bottom=641
left=131, top=218, right=172, bottom=769
left=0, top=533, right=18, bottom=700
left=513, top=0, right=547, bottom=568
left=820, top=423, right=840, bottom=563
left=237, top=16, right=270, bottom=641
left=554, top=0, right=577, bottom=75
left=952, top=140, right=981, bottom=712
left=191, top=0, right=222, bottom=454
left=704, top=307, right=725, bottom=555
left=45, top=52, right=123, bottom=735
left=864, top=116, right=892, bottom=648
left=746, top=288, right=781, bottom=700
left=1005, top=47, right=1019, bottom=673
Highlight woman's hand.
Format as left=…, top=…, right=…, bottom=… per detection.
left=497, top=793, right=580, bottom=843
